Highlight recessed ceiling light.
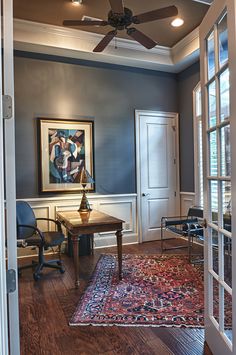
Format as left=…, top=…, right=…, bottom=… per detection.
left=72, top=0, right=82, bottom=5
left=171, top=18, right=184, bottom=27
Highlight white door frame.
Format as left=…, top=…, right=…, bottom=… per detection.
left=0, top=2, right=8, bottom=352
left=1, top=0, right=20, bottom=354
left=135, top=110, right=180, bottom=243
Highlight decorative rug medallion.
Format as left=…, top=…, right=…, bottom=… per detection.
left=70, top=254, right=204, bottom=327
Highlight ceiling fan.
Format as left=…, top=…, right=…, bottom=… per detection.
left=63, top=0, right=178, bottom=52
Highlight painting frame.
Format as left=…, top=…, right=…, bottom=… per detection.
left=38, top=118, right=95, bottom=194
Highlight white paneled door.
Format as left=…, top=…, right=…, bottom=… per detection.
left=200, top=0, right=236, bottom=353
left=136, top=111, right=179, bottom=242
left=0, top=0, right=20, bottom=354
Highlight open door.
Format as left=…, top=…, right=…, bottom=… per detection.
left=200, top=0, right=236, bottom=353
left=0, top=0, right=20, bottom=354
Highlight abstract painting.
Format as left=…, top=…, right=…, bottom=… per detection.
left=39, top=118, right=94, bottom=193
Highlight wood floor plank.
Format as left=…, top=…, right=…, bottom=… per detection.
left=19, top=240, right=210, bottom=355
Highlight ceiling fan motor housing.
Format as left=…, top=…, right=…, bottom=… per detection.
left=108, top=7, right=133, bottom=30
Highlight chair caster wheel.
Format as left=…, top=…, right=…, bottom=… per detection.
left=33, top=273, right=40, bottom=281
left=59, top=267, right=65, bottom=274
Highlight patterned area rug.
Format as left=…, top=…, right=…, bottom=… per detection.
left=70, top=254, right=204, bottom=327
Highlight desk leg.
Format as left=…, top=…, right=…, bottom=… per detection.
left=116, top=230, right=123, bottom=280
left=72, top=236, right=80, bottom=288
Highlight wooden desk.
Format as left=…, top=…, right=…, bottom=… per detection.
left=57, top=210, right=124, bottom=288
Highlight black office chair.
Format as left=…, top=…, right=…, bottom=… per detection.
left=161, top=207, right=204, bottom=263
left=16, top=201, right=65, bottom=281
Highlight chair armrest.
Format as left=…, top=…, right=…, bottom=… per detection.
left=17, top=224, right=44, bottom=241
left=161, top=215, right=188, bottom=220
left=161, top=216, right=198, bottom=227
left=36, top=218, right=62, bottom=232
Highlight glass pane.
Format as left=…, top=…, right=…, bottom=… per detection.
left=198, top=120, right=204, bottom=207
left=222, top=181, right=231, bottom=216
left=224, top=290, right=232, bottom=343
left=209, top=130, right=217, bottom=176
left=207, top=31, right=215, bottom=79
left=208, top=81, right=217, bottom=127
left=212, top=230, right=219, bottom=275
left=213, top=277, right=219, bottom=323
left=220, top=69, right=230, bottom=121
left=221, top=125, right=231, bottom=176
left=210, top=180, right=218, bottom=223
left=223, top=235, right=232, bottom=288
left=218, top=13, right=228, bottom=67
left=196, top=87, right=202, bottom=117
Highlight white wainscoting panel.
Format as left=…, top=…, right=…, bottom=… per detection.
left=33, top=205, right=50, bottom=231
left=18, top=194, right=138, bottom=256
left=96, top=198, right=136, bottom=247
left=180, top=192, right=196, bottom=216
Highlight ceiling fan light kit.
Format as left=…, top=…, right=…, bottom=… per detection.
left=171, top=18, right=184, bottom=27
left=72, top=0, right=83, bottom=5
left=64, top=0, right=179, bottom=52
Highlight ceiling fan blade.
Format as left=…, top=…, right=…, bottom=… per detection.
left=133, top=5, right=178, bottom=24
left=63, top=20, right=108, bottom=27
left=93, top=30, right=117, bottom=52
left=127, top=28, right=156, bottom=49
left=109, top=0, right=124, bottom=14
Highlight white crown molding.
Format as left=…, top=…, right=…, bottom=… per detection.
left=13, top=19, right=200, bottom=73
left=171, top=27, right=200, bottom=71
left=192, top=0, right=212, bottom=4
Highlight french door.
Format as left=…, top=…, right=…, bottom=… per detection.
left=200, top=0, right=236, bottom=353
left=0, top=0, right=20, bottom=354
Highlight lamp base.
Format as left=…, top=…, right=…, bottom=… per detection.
left=78, top=190, right=92, bottom=212
left=78, top=207, right=92, bottom=212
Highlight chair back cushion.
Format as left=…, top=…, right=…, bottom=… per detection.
left=187, top=207, right=203, bottom=219
left=16, top=201, right=37, bottom=239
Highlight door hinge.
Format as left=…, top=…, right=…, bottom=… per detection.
left=174, top=191, right=177, bottom=197
left=6, top=269, right=16, bottom=294
left=174, top=158, right=176, bottom=165
left=2, top=95, right=13, bottom=119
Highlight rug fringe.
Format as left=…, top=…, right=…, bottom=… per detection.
left=69, top=322, right=204, bottom=329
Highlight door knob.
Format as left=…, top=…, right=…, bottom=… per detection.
left=142, top=193, right=150, bottom=197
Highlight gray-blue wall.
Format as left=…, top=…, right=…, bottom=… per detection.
left=177, top=61, right=200, bottom=192
left=15, top=52, right=178, bottom=198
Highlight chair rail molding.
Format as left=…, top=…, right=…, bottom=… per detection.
left=14, top=19, right=200, bottom=73
left=18, top=193, right=138, bottom=254
left=180, top=191, right=196, bottom=216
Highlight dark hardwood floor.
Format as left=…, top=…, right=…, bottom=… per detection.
left=19, top=239, right=211, bottom=355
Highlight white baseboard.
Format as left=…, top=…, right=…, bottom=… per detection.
left=94, top=233, right=138, bottom=249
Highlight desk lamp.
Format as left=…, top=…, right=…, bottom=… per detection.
left=78, top=167, right=94, bottom=212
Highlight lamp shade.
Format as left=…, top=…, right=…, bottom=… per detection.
left=78, top=167, right=94, bottom=185
left=78, top=167, right=94, bottom=212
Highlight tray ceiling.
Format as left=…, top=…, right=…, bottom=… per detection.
left=13, top=0, right=209, bottom=48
